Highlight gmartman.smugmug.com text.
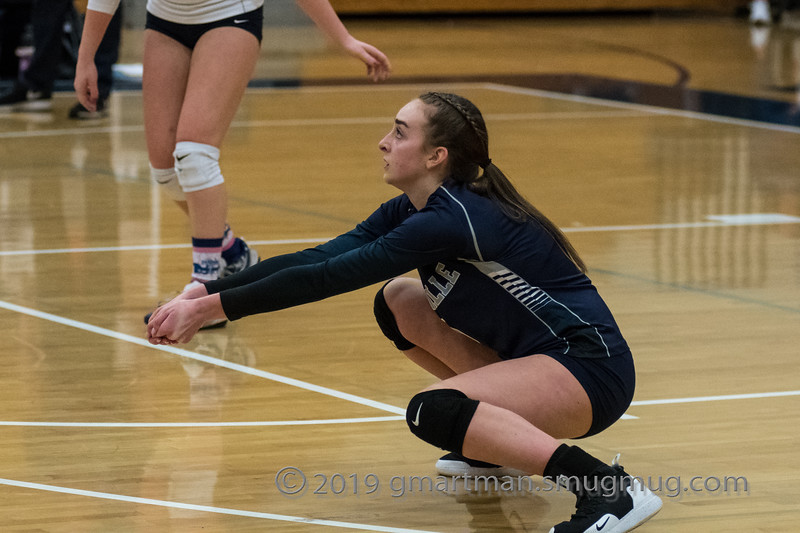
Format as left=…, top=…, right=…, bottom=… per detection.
left=274, top=466, right=749, bottom=499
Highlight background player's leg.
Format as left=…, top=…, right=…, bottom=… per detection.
left=142, top=28, right=190, bottom=214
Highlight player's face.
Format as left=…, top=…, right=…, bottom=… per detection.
left=379, top=99, right=435, bottom=188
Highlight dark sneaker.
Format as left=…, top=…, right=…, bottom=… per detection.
left=68, top=100, right=107, bottom=120
left=549, top=458, right=662, bottom=533
left=0, top=83, right=52, bottom=111
left=221, top=237, right=259, bottom=278
left=436, top=452, right=528, bottom=478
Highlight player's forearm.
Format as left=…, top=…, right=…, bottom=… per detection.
left=294, top=0, right=351, bottom=46
left=77, top=9, right=115, bottom=65
left=196, top=293, right=227, bottom=324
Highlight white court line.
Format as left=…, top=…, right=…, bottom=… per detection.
left=250, top=81, right=800, bottom=135
left=0, top=416, right=405, bottom=428
left=0, top=300, right=405, bottom=416
left=0, top=237, right=330, bottom=256
left=0, top=110, right=645, bottom=140
left=248, top=82, right=488, bottom=94
left=7, top=390, right=800, bottom=429
left=2, top=81, right=794, bottom=531
left=0, top=414, right=630, bottom=426
left=1, top=290, right=796, bottom=427
left=0, top=79, right=646, bottom=140
left=238, top=109, right=647, bottom=130
left=0, top=124, right=144, bottom=140
left=630, top=390, right=800, bottom=406
left=0, top=300, right=635, bottom=427
left=3, top=214, right=799, bottom=257
left=485, top=82, right=800, bottom=134
left=561, top=214, right=800, bottom=233
left=0, top=478, right=438, bottom=533
left=4, top=79, right=799, bottom=140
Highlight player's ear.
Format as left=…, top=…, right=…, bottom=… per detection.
left=427, top=146, right=448, bottom=170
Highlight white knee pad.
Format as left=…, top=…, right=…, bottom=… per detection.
left=150, top=165, right=186, bottom=201
left=174, top=141, right=224, bottom=193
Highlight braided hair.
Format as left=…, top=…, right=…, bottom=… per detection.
left=418, top=92, right=586, bottom=273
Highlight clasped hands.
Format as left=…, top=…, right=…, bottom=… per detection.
left=146, top=284, right=226, bottom=345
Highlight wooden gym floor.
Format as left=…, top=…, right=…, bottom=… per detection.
left=1, top=10, right=799, bottom=532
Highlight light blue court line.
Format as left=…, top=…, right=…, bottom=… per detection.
left=2, top=213, right=798, bottom=257
left=0, top=477, right=439, bottom=533
left=0, top=299, right=404, bottom=416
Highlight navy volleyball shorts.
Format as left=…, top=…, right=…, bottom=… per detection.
left=145, top=7, right=264, bottom=49
left=545, top=350, right=636, bottom=438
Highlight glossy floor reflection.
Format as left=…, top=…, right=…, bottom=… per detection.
left=1, top=10, right=799, bottom=533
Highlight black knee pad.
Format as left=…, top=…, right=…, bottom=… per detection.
left=406, top=388, right=479, bottom=454
left=374, top=282, right=416, bottom=351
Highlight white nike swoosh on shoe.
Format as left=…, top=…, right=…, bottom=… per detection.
left=234, top=19, right=248, bottom=23
left=411, top=403, right=422, bottom=426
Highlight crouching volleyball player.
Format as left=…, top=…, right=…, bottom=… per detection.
left=146, top=92, right=663, bottom=532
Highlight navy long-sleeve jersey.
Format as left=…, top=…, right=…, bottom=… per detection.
left=205, top=180, right=630, bottom=360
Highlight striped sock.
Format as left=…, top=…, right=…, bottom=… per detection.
left=191, top=237, right=224, bottom=283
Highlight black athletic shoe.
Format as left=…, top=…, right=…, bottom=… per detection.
left=549, top=458, right=662, bottom=533
left=68, top=100, right=107, bottom=120
left=435, top=452, right=527, bottom=478
left=220, top=237, right=259, bottom=278
left=0, top=83, right=52, bottom=111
